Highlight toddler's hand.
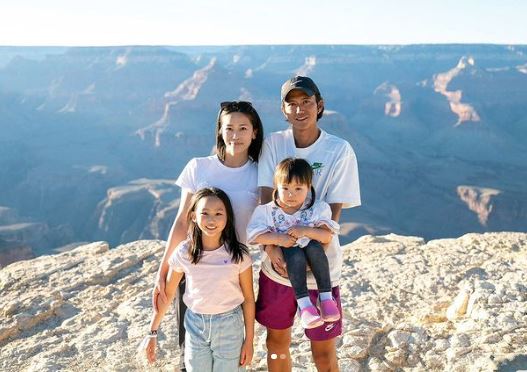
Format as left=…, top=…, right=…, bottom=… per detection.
left=280, top=234, right=297, bottom=247
left=287, top=226, right=305, bottom=239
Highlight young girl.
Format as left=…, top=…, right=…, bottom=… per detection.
left=144, top=187, right=255, bottom=371
left=247, top=157, right=340, bottom=329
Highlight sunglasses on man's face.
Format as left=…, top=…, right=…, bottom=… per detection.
left=220, top=101, right=254, bottom=111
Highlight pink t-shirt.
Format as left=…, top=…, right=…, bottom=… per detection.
left=168, top=240, right=252, bottom=314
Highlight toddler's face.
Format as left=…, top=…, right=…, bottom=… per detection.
left=277, top=181, right=310, bottom=210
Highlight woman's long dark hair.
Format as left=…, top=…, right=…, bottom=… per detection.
left=272, top=157, right=316, bottom=210
left=187, top=187, right=248, bottom=264
left=215, top=101, right=264, bottom=162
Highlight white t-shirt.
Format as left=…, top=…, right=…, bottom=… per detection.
left=176, top=155, right=258, bottom=244
left=258, top=129, right=361, bottom=288
left=169, top=240, right=252, bottom=314
left=247, top=200, right=340, bottom=248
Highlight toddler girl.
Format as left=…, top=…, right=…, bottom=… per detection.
left=247, top=157, right=340, bottom=329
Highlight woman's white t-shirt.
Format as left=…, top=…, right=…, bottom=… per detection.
left=176, top=155, right=258, bottom=244
left=169, top=240, right=252, bottom=314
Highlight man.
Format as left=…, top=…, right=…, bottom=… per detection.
left=256, top=76, right=361, bottom=371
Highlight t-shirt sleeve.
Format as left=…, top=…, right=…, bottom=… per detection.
left=168, top=242, right=187, bottom=273
left=326, top=144, right=361, bottom=209
left=257, top=138, right=276, bottom=189
left=239, top=252, right=253, bottom=273
left=246, top=205, right=272, bottom=244
left=314, top=202, right=340, bottom=234
left=175, top=158, right=198, bottom=192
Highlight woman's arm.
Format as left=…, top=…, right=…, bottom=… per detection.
left=153, top=189, right=193, bottom=310
left=238, top=266, right=255, bottom=367
left=150, top=268, right=185, bottom=331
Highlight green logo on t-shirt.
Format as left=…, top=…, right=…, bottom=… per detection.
left=311, top=162, right=324, bottom=175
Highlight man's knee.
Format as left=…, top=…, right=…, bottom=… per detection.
left=312, top=348, right=337, bottom=370
left=266, top=330, right=291, bottom=351
left=313, top=349, right=332, bottom=363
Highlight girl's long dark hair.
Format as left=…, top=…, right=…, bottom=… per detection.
left=272, top=157, right=316, bottom=210
left=187, top=187, right=248, bottom=264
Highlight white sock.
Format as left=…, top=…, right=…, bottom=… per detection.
left=319, top=292, right=333, bottom=301
left=297, top=296, right=313, bottom=311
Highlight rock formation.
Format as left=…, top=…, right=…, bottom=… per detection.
left=1, top=232, right=525, bottom=371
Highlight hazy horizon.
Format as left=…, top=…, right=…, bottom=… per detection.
left=2, top=0, right=527, bottom=46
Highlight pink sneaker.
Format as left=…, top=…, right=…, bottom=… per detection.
left=299, top=305, right=324, bottom=329
left=319, top=298, right=340, bottom=322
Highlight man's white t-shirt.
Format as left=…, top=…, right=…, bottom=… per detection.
left=176, top=155, right=258, bottom=244
left=258, top=129, right=361, bottom=288
left=169, top=240, right=252, bottom=314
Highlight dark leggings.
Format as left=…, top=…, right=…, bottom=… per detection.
left=176, top=278, right=187, bottom=371
left=281, top=240, right=332, bottom=299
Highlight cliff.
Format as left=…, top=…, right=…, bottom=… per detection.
left=1, top=232, right=526, bottom=371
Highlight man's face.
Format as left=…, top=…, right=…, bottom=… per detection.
left=282, top=90, right=323, bottom=131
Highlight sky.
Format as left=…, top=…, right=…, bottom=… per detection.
left=1, top=0, right=526, bottom=46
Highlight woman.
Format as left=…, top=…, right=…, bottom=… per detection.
left=152, top=101, right=263, bottom=370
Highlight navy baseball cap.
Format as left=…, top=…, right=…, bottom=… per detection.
left=280, top=76, right=321, bottom=102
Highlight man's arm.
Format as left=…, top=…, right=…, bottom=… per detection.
left=258, top=186, right=287, bottom=276
left=329, top=203, right=343, bottom=223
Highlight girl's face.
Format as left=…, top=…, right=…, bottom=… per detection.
left=192, top=196, right=227, bottom=240
left=277, top=180, right=310, bottom=210
left=220, top=112, right=257, bottom=158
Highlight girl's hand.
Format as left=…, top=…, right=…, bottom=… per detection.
left=280, top=233, right=297, bottom=247
left=138, top=336, right=157, bottom=364
left=287, top=226, right=306, bottom=239
left=239, top=339, right=254, bottom=367
left=152, top=275, right=168, bottom=312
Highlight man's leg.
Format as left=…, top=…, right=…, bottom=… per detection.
left=311, top=338, right=339, bottom=372
left=266, top=327, right=292, bottom=372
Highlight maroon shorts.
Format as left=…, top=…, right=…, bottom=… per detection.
left=255, top=270, right=342, bottom=341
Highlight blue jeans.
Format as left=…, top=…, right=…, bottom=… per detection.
left=183, top=306, right=245, bottom=372
left=281, top=240, right=332, bottom=299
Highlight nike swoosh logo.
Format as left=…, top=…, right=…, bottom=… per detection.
left=325, top=323, right=336, bottom=332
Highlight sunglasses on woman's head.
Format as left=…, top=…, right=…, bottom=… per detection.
left=220, top=101, right=254, bottom=112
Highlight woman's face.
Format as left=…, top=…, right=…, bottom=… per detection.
left=220, top=112, right=257, bottom=158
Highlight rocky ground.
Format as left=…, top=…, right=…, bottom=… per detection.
left=1, top=232, right=526, bottom=371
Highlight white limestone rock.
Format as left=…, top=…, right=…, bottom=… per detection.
left=0, top=232, right=526, bottom=371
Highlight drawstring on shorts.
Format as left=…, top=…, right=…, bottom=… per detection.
left=200, top=314, right=213, bottom=342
